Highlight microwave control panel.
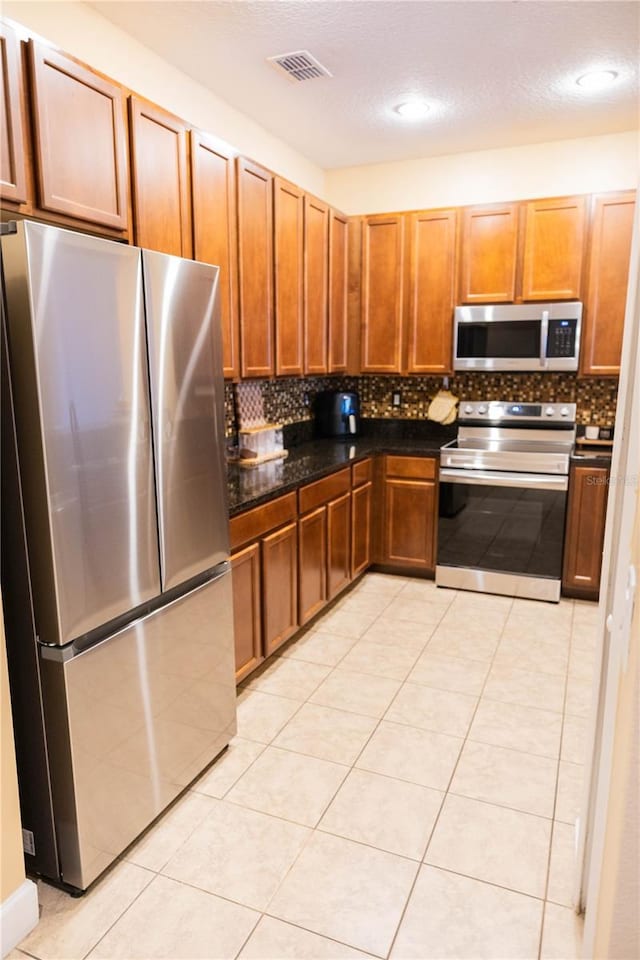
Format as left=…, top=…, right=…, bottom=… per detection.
left=547, top=318, right=578, bottom=358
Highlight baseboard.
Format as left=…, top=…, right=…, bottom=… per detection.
left=0, top=878, right=39, bottom=957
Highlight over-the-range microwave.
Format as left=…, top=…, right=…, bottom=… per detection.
left=453, top=302, right=582, bottom=372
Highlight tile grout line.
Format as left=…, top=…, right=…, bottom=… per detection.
left=537, top=598, right=583, bottom=960
left=228, top=576, right=415, bottom=953
left=234, top=575, right=447, bottom=956
left=79, top=863, right=157, bottom=960
left=384, top=591, right=519, bottom=959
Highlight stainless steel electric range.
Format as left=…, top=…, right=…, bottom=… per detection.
left=436, top=401, right=576, bottom=602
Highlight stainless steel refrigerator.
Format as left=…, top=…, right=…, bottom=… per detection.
left=1, top=221, right=236, bottom=893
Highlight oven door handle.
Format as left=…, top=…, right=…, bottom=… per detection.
left=439, top=467, right=568, bottom=492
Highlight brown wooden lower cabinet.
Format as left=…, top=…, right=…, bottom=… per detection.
left=298, top=506, right=327, bottom=624
left=229, top=455, right=440, bottom=682
left=351, top=481, right=372, bottom=577
left=327, top=492, right=351, bottom=599
left=562, top=464, right=609, bottom=600
left=230, top=542, right=263, bottom=682
left=262, top=520, right=299, bottom=654
left=381, top=456, right=438, bottom=572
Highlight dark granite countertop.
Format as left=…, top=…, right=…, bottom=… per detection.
left=570, top=446, right=613, bottom=467
left=227, top=419, right=455, bottom=515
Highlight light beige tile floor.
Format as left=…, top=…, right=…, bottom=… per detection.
left=17, top=572, right=592, bottom=960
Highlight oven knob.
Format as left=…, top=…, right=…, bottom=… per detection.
left=560, top=407, right=569, bottom=417
left=545, top=406, right=555, bottom=416
left=478, top=405, right=488, bottom=415
left=464, top=404, right=473, bottom=414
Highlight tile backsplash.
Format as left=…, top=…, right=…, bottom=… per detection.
left=359, top=374, right=618, bottom=427
left=224, top=376, right=357, bottom=438
left=225, top=373, right=618, bottom=438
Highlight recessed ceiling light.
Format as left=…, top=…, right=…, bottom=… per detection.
left=575, top=70, right=619, bottom=90
left=393, top=100, right=431, bottom=120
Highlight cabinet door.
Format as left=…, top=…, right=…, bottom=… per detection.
left=459, top=203, right=519, bottom=303
left=231, top=542, right=263, bottom=682
left=0, top=22, right=28, bottom=203
left=29, top=41, right=128, bottom=230
left=191, top=130, right=239, bottom=379
left=563, top=466, right=609, bottom=599
left=351, top=482, right=372, bottom=578
left=262, top=521, right=298, bottom=654
left=328, top=210, right=349, bottom=372
left=361, top=215, right=405, bottom=372
left=298, top=507, right=327, bottom=624
left=237, top=157, right=274, bottom=378
left=274, top=177, right=304, bottom=376
left=522, top=196, right=586, bottom=301
left=129, top=97, right=191, bottom=256
left=304, top=194, right=329, bottom=373
left=384, top=479, right=436, bottom=571
left=327, top=492, right=351, bottom=599
left=408, top=208, right=457, bottom=374
left=581, top=191, right=636, bottom=377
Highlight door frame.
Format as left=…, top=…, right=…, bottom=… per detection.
left=578, top=188, right=639, bottom=949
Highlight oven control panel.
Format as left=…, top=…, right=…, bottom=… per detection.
left=459, top=402, right=576, bottom=424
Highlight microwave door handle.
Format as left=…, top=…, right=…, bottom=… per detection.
left=540, top=310, right=550, bottom=368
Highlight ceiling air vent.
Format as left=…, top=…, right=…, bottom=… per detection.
left=267, top=50, right=332, bottom=83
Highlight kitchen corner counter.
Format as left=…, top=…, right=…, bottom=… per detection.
left=227, top=433, right=448, bottom=516
left=570, top=445, right=613, bottom=467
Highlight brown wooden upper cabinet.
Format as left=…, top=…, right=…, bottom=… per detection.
left=129, top=97, right=191, bottom=256
left=459, top=203, right=519, bottom=303
left=237, top=157, right=274, bottom=378
left=191, top=130, right=239, bottom=379
left=29, top=41, right=129, bottom=231
left=361, top=214, right=405, bottom=372
left=328, top=209, right=349, bottom=373
left=304, top=194, right=329, bottom=374
left=581, top=191, right=636, bottom=377
left=0, top=22, right=28, bottom=204
left=273, top=176, right=304, bottom=376
left=408, top=208, right=457, bottom=374
left=521, top=196, right=586, bottom=300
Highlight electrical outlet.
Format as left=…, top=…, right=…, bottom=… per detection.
left=302, top=392, right=310, bottom=407
left=22, top=828, right=35, bottom=856
left=392, top=391, right=402, bottom=407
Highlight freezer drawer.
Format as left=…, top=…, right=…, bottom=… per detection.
left=39, top=569, right=237, bottom=891
left=142, top=250, right=230, bottom=591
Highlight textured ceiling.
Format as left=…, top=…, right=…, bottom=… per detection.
left=90, top=0, right=639, bottom=169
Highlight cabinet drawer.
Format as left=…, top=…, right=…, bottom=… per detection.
left=352, top=458, right=372, bottom=488
left=229, top=492, right=297, bottom=550
left=385, top=456, right=436, bottom=480
left=299, top=467, right=351, bottom=514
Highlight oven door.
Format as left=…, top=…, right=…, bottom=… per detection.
left=436, top=468, right=569, bottom=601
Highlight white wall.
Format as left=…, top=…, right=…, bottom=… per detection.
left=325, top=131, right=639, bottom=214
left=3, top=0, right=326, bottom=196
